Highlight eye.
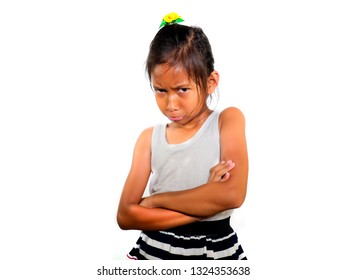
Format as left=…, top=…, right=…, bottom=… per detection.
left=178, top=88, right=189, bottom=94
left=154, top=88, right=166, bottom=95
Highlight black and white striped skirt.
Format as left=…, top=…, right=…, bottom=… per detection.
left=127, top=217, right=247, bottom=260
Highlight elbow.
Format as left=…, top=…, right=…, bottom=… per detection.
left=223, top=183, right=247, bottom=209
left=230, top=195, right=245, bottom=209
left=116, top=209, right=132, bottom=230
left=223, top=194, right=245, bottom=209
left=117, top=203, right=140, bottom=230
left=116, top=212, right=127, bottom=230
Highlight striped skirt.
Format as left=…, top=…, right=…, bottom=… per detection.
left=127, top=217, right=247, bottom=260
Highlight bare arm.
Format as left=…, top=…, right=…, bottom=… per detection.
left=140, top=107, right=248, bottom=217
left=116, top=127, right=202, bottom=231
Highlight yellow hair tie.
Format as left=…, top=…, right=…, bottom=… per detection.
left=159, top=12, right=184, bottom=28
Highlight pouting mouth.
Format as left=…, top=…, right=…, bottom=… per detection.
left=168, top=116, right=184, bottom=121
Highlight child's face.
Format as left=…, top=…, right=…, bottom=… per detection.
left=151, top=64, right=207, bottom=125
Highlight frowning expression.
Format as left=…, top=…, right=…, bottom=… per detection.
left=151, top=64, right=208, bottom=125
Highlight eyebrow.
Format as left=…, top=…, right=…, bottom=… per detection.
left=153, top=82, right=190, bottom=90
left=173, top=83, right=190, bottom=88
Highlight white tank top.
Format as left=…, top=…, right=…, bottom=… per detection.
left=149, top=110, right=233, bottom=221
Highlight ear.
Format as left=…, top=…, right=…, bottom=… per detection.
left=207, top=70, right=220, bottom=94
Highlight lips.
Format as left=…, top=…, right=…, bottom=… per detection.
left=168, top=116, right=184, bottom=122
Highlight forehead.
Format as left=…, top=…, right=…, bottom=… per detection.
left=151, top=64, right=191, bottom=86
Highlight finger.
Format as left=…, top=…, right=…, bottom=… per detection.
left=210, top=160, right=233, bottom=174
left=210, top=161, right=226, bottom=174
left=209, top=161, right=235, bottom=182
left=210, top=170, right=230, bottom=183
left=214, top=161, right=235, bottom=177
left=220, top=172, right=230, bottom=182
left=209, top=170, right=227, bottom=183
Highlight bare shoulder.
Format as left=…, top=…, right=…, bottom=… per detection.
left=130, top=126, right=154, bottom=173
left=219, top=107, right=246, bottom=129
left=139, top=126, right=154, bottom=139
left=135, top=126, right=154, bottom=149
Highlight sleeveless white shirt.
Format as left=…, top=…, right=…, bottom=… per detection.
left=149, top=111, right=233, bottom=221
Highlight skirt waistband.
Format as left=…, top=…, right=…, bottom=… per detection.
left=155, top=217, right=232, bottom=236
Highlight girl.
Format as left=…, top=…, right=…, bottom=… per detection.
left=117, top=13, right=248, bottom=260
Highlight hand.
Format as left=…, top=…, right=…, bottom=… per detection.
left=208, top=160, right=235, bottom=183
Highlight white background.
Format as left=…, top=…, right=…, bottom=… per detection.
left=1, top=0, right=346, bottom=279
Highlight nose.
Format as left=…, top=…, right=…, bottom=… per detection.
left=166, top=94, right=179, bottom=112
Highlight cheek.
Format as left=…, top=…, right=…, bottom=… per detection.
left=155, top=96, right=166, bottom=109
left=189, top=93, right=205, bottom=108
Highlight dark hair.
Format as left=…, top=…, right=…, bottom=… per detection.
left=146, top=24, right=215, bottom=99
